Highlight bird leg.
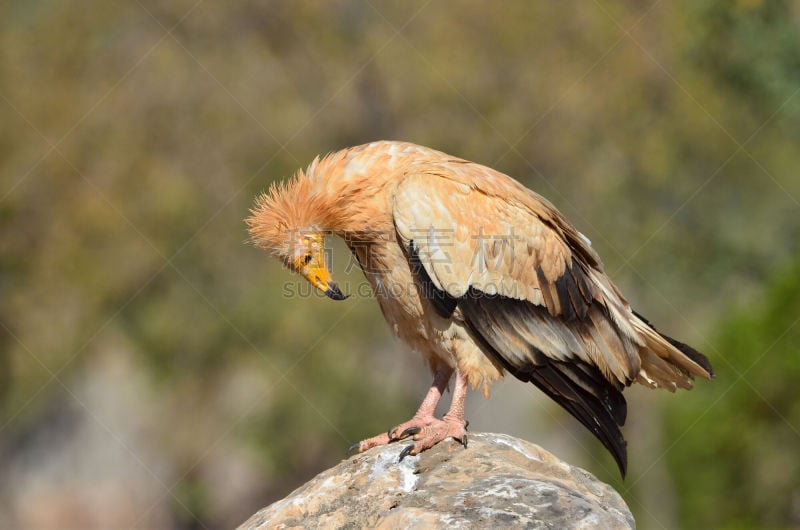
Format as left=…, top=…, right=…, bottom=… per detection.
left=349, top=368, right=470, bottom=459
left=396, top=369, right=469, bottom=460
left=351, top=366, right=454, bottom=454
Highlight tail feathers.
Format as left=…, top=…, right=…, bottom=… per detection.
left=636, top=349, right=693, bottom=391
left=631, top=311, right=715, bottom=389
left=661, top=335, right=715, bottom=378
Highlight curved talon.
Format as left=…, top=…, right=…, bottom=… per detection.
left=346, top=442, right=361, bottom=456
left=400, top=426, right=422, bottom=439
left=460, top=434, right=468, bottom=449
left=465, top=420, right=469, bottom=430
left=399, top=444, right=415, bottom=461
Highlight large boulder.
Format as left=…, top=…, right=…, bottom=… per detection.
left=239, top=432, right=635, bottom=529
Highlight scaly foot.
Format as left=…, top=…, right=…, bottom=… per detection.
left=347, top=415, right=468, bottom=457
left=346, top=368, right=470, bottom=459
left=347, top=415, right=468, bottom=460
left=397, top=415, right=468, bottom=460
left=348, top=415, right=437, bottom=454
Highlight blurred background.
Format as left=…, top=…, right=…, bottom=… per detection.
left=1, top=1, right=799, bottom=528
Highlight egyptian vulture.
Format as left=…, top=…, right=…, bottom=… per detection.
left=246, top=141, right=714, bottom=476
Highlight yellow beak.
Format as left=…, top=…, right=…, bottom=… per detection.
left=294, top=240, right=348, bottom=300
left=302, top=264, right=348, bottom=300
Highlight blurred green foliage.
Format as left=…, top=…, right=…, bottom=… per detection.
left=1, top=1, right=799, bottom=528
left=667, top=253, right=800, bottom=529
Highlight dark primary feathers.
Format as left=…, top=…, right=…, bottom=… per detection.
left=459, top=288, right=630, bottom=476
left=394, top=162, right=714, bottom=476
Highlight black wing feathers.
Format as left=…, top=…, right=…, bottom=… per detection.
left=409, top=240, right=458, bottom=318
left=408, top=241, right=629, bottom=476
left=459, top=289, right=629, bottom=477
left=538, top=257, right=594, bottom=320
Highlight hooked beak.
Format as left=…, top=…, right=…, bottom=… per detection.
left=299, top=254, right=349, bottom=301
left=324, top=281, right=348, bottom=301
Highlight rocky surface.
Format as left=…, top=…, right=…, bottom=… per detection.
left=238, top=432, right=634, bottom=529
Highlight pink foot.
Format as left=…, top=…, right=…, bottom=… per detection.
left=396, top=415, right=468, bottom=460
left=347, top=369, right=470, bottom=459
left=348, top=415, right=468, bottom=457
left=352, top=431, right=390, bottom=453
left=350, top=415, right=435, bottom=454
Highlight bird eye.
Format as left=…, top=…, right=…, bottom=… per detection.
left=303, top=253, right=313, bottom=264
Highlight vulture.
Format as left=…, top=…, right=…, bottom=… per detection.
left=246, top=141, right=714, bottom=476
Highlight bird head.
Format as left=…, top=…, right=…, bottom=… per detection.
left=245, top=175, right=348, bottom=301
left=285, top=231, right=348, bottom=300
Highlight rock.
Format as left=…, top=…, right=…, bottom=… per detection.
left=238, top=433, right=635, bottom=529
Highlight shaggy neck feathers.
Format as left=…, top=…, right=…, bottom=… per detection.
left=245, top=145, right=397, bottom=258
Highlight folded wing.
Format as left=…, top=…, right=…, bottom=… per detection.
left=392, top=162, right=713, bottom=476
